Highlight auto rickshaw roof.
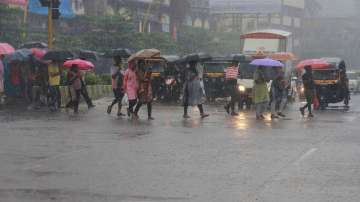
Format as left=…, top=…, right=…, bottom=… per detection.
left=162, top=55, right=181, bottom=63
left=321, top=57, right=345, bottom=69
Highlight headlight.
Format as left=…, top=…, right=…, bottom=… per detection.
left=238, top=85, right=246, bottom=92
left=301, top=87, right=304, bottom=93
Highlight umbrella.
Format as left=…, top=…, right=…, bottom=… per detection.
left=296, top=59, right=330, bottom=70
left=128, top=49, right=161, bottom=62
left=79, top=50, right=98, bottom=61
left=270, top=52, right=297, bottom=61
left=0, top=43, right=15, bottom=55
left=6, top=49, right=32, bottom=62
left=20, top=42, right=48, bottom=49
left=63, top=59, right=94, bottom=71
left=250, top=58, right=284, bottom=67
left=43, top=50, right=74, bottom=61
left=112, top=48, right=131, bottom=58
left=183, top=53, right=212, bottom=63
left=31, top=48, right=47, bottom=60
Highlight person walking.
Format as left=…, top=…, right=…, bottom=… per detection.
left=67, top=65, right=82, bottom=114
left=300, top=65, right=315, bottom=117
left=224, top=60, right=239, bottom=116
left=48, top=61, right=62, bottom=111
left=183, top=61, right=209, bottom=119
left=107, top=60, right=125, bottom=116
left=270, top=68, right=286, bottom=119
left=80, top=76, right=95, bottom=109
left=253, top=66, right=269, bottom=120
left=123, top=61, right=138, bottom=118
left=134, top=60, right=154, bottom=120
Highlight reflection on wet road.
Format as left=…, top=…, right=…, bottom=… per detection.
left=0, top=95, right=360, bottom=202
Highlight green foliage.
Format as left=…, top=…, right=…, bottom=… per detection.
left=84, top=72, right=101, bottom=85
left=0, top=6, right=242, bottom=58
left=98, top=74, right=112, bottom=85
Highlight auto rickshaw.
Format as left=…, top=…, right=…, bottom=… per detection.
left=203, top=57, right=229, bottom=101
left=312, top=58, right=350, bottom=109
left=233, top=54, right=256, bottom=109
left=157, top=55, right=182, bottom=102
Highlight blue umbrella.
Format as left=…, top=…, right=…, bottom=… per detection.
left=6, top=49, right=32, bottom=63
left=250, top=58, right=284, bottom=67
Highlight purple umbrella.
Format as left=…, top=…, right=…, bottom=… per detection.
left=250, top=58, right=284, bottom=67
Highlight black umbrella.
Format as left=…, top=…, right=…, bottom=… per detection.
left=183, top=53, right=212, bottom=63
left=43, top=50, right=74, bottom=61
left=79, top=50, right=98, bottom=61
left=20, top=42, right=48, bottom=49
left=112, top=48, right=131, bottom=58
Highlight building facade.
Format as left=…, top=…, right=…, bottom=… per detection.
left=211, top=0, right=305, bottom=53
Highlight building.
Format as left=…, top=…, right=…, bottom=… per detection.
left=210, top=0, right=305, bottom=53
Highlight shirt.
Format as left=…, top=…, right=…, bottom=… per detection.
left=48, top=63, right=61, bottom=86
left=225, top=66, right=239, bottom=80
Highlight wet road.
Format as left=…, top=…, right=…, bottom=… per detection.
left=0, top=95, right=360, bottom=202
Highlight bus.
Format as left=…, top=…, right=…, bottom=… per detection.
left=240, top=29, right=293, bottom=56
left=237, top=29, right=296, bottom=106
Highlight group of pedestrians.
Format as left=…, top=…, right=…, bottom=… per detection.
left=107, top=58, right=210, bottom=120
left=107, top=59, right=155, bottom=120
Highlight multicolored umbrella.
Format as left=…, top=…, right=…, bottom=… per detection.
left=296, top=59, right=330, bottom=70
left=6, top=49, right=32, bottom=62
left=250, top=58, right=284, bottom=67
left=63, top=59, right=94, bottom=70
left=31, top=48, right=47, bottom=60
left=0, top=43, right=15, bottom=55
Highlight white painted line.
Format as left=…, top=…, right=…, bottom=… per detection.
left=293, top=148, right=318, bottom=166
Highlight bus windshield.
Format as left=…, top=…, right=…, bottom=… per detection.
left=313, top=70, right=338, bottom=80
left=204, top=62, right=230, bottom=73
left=239, top=62, right=256, bottom=79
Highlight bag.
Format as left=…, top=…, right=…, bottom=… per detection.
left=313, top=93, right=320, bottom=110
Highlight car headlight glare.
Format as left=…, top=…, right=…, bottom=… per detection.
left=238, top=85, right=246, bottom=92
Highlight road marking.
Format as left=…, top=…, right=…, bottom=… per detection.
left=293, top=148, right=318, bottom=166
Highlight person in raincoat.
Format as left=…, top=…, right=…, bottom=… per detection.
left=134, top=59, right=154, bottom=120
left=48, top=60, right=62, bottom=111
left=107, top=58, right=125, bottom=116
left=123, top=61, right=138, bottom=118
left=182, top=61, right=209, bottom=119
left=300, top=65, right=315, bottom=117
left=253, top=66, right=269, bottom=120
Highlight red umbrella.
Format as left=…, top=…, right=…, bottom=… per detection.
left=0, top=43, right=15, bottom=55
left=296, top=59, right=330, bottom=70
left=63, top=59, right=94, bottom=70
left=31, top=48, right=47, bottom=59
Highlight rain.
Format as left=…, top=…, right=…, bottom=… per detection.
left=1, top=0, right=360, bottom=201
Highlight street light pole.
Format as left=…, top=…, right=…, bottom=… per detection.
left=47, top=1, right=54, bottom=49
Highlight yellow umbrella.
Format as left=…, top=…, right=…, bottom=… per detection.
left=127, top=49, right=161, bottom=62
